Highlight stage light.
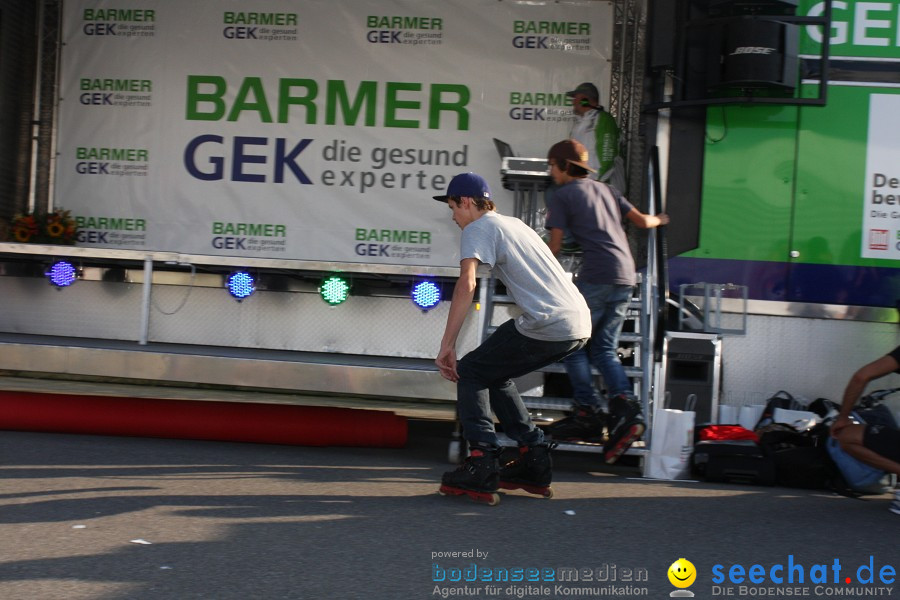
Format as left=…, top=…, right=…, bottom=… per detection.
left=45, top=260, right=78, bottom=288
left=319, top=274, right=350, bottom=305
left=225, top=271, right=255, bottom=300
left=411, top=280, right=441, bottom=310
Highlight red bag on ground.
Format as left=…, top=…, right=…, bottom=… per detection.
left=698, top=424, right=759, bottom=443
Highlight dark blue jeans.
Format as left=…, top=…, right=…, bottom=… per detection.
left=563, top=282, right=634, bottom=409
left=456, top=320, right=587, bottom=448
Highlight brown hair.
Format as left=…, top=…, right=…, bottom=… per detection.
left=450, top=196, right=496, bottom=212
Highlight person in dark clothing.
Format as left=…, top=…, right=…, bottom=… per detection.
left=543, top=139, right=669, bottom=464
left=831, top=345, right=900, bottom=515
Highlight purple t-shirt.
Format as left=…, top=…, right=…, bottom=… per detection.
left=546, top=178, right=636, bottom=286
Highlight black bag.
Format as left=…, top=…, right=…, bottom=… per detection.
left=758, top=423, right=843, bottom=491
left=692, top=440, right=776, bottom=486
left=754, top=391, right=804, bottom=430
left=855, top=395, right=899, bottom=429
left=807, top=397, right=840, bottom=421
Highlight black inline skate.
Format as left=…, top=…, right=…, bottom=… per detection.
left=498, top=443, right=555, bottom=498
left=603, top=394, right=645, bottom=464
left=439, top=443, right=501, bottom=505
left=544, top=405, right=607, bottom=443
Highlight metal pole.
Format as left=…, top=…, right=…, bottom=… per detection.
left=139, top=256, right=153, bottom=345
left=27, top=0, right=47, bottom=214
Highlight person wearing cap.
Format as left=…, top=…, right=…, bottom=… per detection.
left=566, top=82, right=620, bottom=184
left=432, top=172, right=591, bottom=496
left=544, top=139, right=669, bottom=464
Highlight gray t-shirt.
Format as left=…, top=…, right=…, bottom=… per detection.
left=460, top=211, right=591, bottom=341
left=546, top=178, right=636, bottom=286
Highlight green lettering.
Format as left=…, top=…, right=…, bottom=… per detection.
left=511, top=21, right=589, bottom=35
left=228, top=77, right=272, bottom=123
left=225, top=12, right=296, bottom=25
left=278, top=79, right=317, bottom=124
left=186, top=75, right=226, bottom=121
left=429, top=84, right=469, bottom=130
left=187, top=76, right=468, bottom=130
left=384, top=82, right=421, bottom=129
left=326, top=81, right=377, bottom=126
left=213, top=222, right=284, bottom=236
left=83, top=9, right=155, bottom=22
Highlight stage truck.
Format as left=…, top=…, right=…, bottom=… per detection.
left=0, top=0, right=897, bottom=431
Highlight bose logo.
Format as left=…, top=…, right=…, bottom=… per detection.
left=730, top=46, right=775, bottom=55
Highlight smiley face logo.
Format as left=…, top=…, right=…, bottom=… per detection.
left=667, top=558, right=696, bottom=588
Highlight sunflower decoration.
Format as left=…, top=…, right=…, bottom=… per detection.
left=7, top=208, right=78, bottom=245
left=43, top=209, right=77, bottom=244
left=11, top=214, right=39, bottom=243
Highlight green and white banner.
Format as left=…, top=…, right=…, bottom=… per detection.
left=863, top=93, right=900, bottom=260
left=55, top=0, right=613, bottom=267
left=798, top=1, right=900, bottom=264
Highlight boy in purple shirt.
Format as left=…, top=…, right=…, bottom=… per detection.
left=544, top=139, right=669, bottom=463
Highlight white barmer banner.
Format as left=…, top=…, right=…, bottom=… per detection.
left=55, top=0, right=613, bottom=267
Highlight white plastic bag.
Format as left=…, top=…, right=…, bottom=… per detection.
left=645, top=401, right=696, bottom=480
left=772, top=407, right=820, bottom=431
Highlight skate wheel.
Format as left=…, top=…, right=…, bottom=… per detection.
left=468, top=490, right=500, bottom=506
left=447, top=440, right=461, bottom=464
left=438, top=485, right=463, bottom=498
left=543, top=487, right=554, bottom=499
left=439, top=485, right=500, bottom=506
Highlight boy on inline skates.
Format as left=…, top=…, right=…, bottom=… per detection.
left=432, top=172, right=591, bottom=504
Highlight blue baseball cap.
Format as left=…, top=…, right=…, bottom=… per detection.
left=433, top=172, right=491, bottom=203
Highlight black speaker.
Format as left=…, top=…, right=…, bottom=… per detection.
left=650, top=0, right=810, bottom=105
left=663, top=332, right=722, bottom=424
left=648, top=0, right=679, bottom=69
left=707, top=0, right=798, bottom=16
left=706, top=17, right=799, bottom=91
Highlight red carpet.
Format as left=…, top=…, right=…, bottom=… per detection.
left=0, top=390, right=408, bottom=448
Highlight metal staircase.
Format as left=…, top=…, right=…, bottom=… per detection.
left=476, top=266, right=657, bottom=459
left=447, top=146, right=666, bottom=465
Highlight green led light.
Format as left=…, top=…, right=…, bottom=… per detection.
left=319, top=275, right=350, bottom=305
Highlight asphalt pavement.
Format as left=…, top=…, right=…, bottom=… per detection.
left=1, top=418, right=897, bottom=600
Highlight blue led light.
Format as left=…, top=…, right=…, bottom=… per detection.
left=226, top=271, right=255, bottom=300
left=46, top=261, right=77, bottom=287
left=412, top=280, right=441, bottom=310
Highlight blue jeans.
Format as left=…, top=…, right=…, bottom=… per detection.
left=563, top=282, right=634, bottom=409
left=457, top=320, right=587, bottom=448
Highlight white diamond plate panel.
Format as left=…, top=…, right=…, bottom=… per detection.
left=720, top=315, right=900, bottom=407
left=0, top=276, right=481, bottom=359
left=4, top=274, right=898, bottom=405
left=145, top=286, right=479, bottom=359
left=0, top=276, right=144, bottom=340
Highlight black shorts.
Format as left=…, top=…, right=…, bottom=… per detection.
left=863, top=424, right=900, bottom=464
